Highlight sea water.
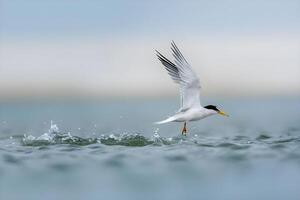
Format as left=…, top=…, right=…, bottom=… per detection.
left=0, top=97, right=299, bottom=200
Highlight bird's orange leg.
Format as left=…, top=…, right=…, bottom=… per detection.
left=181, top=122, right=187, bottom=135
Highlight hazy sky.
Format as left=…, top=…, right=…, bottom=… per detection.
left=1, top=0, right=300, bottom=98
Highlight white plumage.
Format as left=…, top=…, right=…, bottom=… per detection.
left=155, top=41, right=228, bottom=134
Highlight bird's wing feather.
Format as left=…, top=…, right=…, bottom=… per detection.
left=156, top=51, right=181, bottom=84
left=156, top=41, right=202, bottom=111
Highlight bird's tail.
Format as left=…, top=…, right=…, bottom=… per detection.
left=154, top=116, right=175, bottom=124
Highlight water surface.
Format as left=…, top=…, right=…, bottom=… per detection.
left=0, top=97, right=300, bottom=200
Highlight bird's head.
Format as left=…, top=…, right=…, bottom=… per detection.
left=204, top=105, right=229, bottom=117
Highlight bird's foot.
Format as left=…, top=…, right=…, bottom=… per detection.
left=181, top=127, right=187, bottom=136
left=181, top=122, right=187, bottom=136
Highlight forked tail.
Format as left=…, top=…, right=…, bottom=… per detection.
left=155, top=116, right=175, bottom=124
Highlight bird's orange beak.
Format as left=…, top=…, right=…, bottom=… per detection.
left=218, top=110, right=229, bottom=117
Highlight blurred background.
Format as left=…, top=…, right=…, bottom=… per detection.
left=1, top=0, right=299, bottom=100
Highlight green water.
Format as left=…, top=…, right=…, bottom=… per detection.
left=0, top=97, right=300, bottom=200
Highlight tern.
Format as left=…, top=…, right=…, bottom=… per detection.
left=155, top=41, right=228, bottom=135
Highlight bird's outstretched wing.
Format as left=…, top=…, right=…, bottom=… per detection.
left=156, top=41, right=201, bottom=111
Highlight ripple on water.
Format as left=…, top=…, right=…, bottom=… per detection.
left=233, top=135, right=250, bottom=141
left=272, top=137, right=298, bottom=144
left=270, top=144, right=287, bottom=149
left=59, top=146, right=82, bottom=152
left=197, top=140, right=250, bottom=150
left=104, top=154, right=127, bottom=168
left=256, top=134, right=272, bottom=140
left=164, top=155, right=188, bottom=162
left=19, top=123, right=300, bottom=156
left=284, top=152, right=300, bottom=163
left=50, top=163, right=73, bottom=172
left=216, top=142, right=250, bottom=150
left=2, top=154, right=22, bottom=164
left=220, top=152, right=248, bottom=162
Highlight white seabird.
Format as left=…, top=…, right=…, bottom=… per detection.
left=155, top=41, right=228, bottom=135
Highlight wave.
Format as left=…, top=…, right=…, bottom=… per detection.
left=22, top=122, right=180, bottom=147
left=21, top=122, right=300, bottom=147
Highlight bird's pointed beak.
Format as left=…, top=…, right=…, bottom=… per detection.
left=218, top=110, right=229, bottom=117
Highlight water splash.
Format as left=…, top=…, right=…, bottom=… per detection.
left=21, top=122, right=300, bottom=148
left=100, top=133, right=153, bottom=146
left=22, top=122, right=98, bottom=146
left=21, top=122, right=187, bottom=147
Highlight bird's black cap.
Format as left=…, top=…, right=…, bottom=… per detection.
left=204, top=105, right=219, bottom=112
